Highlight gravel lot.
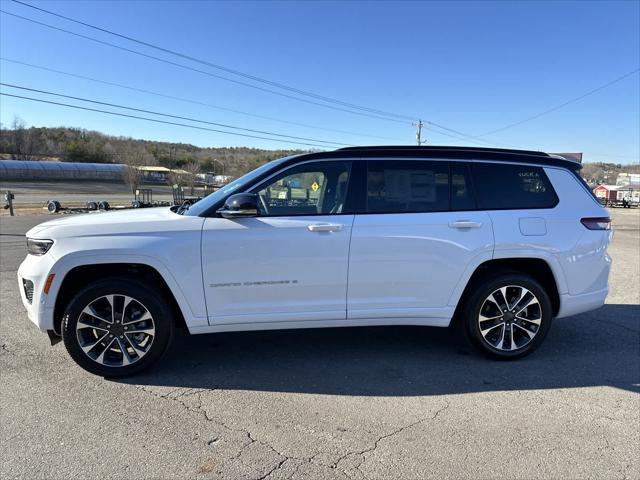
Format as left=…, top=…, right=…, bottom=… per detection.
left=1, top=209, right=638, bottom=479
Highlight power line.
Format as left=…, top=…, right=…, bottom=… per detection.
left=0, top=57, right=400, bottom=142
left=0, top=9, right=410, bottom=125
left=2, top=4, right=498, bottom=147
left=2, top=59, right=497, bottom=149
left=11, top=0, right=415, bottom=122
left=0, top=92, right=336, bottom=149
left=0, top=83, right=350, bottom=147
left=480, top=68, right=640, bottom=137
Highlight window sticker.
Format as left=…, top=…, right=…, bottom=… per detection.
left=384, top=170, right=436, bottom=202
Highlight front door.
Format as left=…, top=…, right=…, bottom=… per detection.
left=201, top=160, right=354, bottom=325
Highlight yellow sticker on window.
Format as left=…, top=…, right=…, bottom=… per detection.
left=311, top=182, right=319, bottom=192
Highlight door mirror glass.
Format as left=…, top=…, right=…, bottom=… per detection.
left=217, top=193, right=259, bottom=218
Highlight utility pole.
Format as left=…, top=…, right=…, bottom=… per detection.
left=413, top=119, right=427, bottom=145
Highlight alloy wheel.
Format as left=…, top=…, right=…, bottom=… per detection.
left=75, top=294, right=155, bottom=367
left=477, top=285, right=542, bottom=351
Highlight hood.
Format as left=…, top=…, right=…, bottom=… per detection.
left=26, top=207, right=187, bottom=239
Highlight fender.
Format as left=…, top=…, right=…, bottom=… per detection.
left=446, top=248, right=569, bottom=310
left=492, top=248, right=568, bottom=294
left=43, top=250, right=208, bottom=332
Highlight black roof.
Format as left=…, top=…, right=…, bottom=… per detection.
left=297, top=145, right=581, bottom=170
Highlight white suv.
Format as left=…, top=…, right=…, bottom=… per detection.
left=18, top=146, right=612, bottom=376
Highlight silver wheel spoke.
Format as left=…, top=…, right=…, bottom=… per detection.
left=105, top=295, right=116, bottom=323
left=80, top=332, right=110, bottom=353
left=480, top=321, right=505, bottom=338
left=77, top=320, right=109, bottom=333
left=490, top=291, right=507, bottom=311
left=116, top=337, right=133, bottom=366
left=122, top=310, right=152, bottom=325
left=515, top=296, right=539, bottom=316
left=495, top=325, right=506, bottom=349
left=499, top=287, right=509, bottom=309
left=516, top=314, right=541, bottom=326
left=123, top=334, right=148, bottom=357
left=509, top=287, right=528, bottom=311
left=513, top=323, right=536, bottom=339
left=94, top=337, right=116, bottom=364
left=126, top=327, right=154, bottom=336
left=81, top=305, right=112, bottom=325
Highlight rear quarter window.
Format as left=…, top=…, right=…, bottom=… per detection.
left=470, top=163, right=558, bottom=210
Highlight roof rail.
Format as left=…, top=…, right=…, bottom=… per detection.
left=337, top=145, right=551, bottom=157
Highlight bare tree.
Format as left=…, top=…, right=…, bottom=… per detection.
left=119, top=145, right=150, bottom=194
left=182, top=159, right=201, bottom=195
left=10, top=117, right=35, bottom=160
left=123, top=165, right=143, bottom=194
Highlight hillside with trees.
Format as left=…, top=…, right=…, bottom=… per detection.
left=0, top=119, right=308, bottom=178
left=2, top=120, right=638, bottom=186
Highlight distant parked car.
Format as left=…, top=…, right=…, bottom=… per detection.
left=18, top=146, right=612, bottom=376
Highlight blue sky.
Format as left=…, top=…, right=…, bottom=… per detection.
left=0, top=0, right=638, bottom=163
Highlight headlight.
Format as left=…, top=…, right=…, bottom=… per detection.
left=26, top=238, right=54, bottom=256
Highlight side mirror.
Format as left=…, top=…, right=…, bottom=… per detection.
left=217, top=193, right=259, bottom=218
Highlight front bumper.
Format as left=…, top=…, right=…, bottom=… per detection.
left=17, top=253, right=57, bottom=332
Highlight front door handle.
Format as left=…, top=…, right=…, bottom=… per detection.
left=449, top=220, right=482, bottom=229
left=308, top=223, right=343, bottom=233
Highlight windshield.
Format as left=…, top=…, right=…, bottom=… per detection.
left=184, top=155, right=295, bottom=216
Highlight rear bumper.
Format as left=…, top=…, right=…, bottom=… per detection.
left=556, top=287, right=608, bottom=319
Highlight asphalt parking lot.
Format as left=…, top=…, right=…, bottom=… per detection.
left=1, top=209, right=638, bottom=479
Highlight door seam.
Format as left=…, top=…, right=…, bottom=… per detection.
left=344, top=215, right=356, bottom=320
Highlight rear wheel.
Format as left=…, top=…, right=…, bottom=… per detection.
left=461, top=273, right=553, bottom=359
left=61, top=277, right=174, bottom=377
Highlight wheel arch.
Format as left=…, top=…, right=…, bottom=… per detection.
left=453, top=258, right=562, bottom=318
left=52, top=262, right=189, bottom=335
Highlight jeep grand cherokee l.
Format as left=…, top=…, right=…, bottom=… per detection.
left=18, top=146, right=612, bottom=376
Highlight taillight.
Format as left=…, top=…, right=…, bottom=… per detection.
left=581, top=217, right=611, bottom=230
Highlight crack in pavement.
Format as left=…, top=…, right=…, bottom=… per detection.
left=133, top=385, right=333, bottom=479
left=331, top=400, right=451, bottom=478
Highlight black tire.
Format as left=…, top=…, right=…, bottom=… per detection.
left=47, top=200, right=61, bottom=214
left=459, top=273, right=553, bottom=360
left=61, top=277, right=174, bottom=377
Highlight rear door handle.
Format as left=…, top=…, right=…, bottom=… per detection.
left=449, top=220, right=482, bottom=229
left=308, top=223, right=343, bottom=232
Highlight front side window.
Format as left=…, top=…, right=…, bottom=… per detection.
left=184, top=155, right=294, bottom=216
left=251, top=161, right=351, bottom=216
left=470, top=163, right=558, bottom=210
left=366, top=160, right=449, bottom=213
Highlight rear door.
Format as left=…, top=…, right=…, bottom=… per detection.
left=347, top=160, right=494, bottom=324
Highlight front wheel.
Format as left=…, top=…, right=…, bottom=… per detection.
left=61, top=277, right=174, bottom=377
left=461, top=273, right=553, bottom=360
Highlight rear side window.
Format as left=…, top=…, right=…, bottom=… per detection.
left=470, top=163, right=558, bottom=210
left=367, top=160, right=449, bottom=213
left=450, top=162, right=476, bottom=211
